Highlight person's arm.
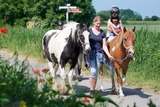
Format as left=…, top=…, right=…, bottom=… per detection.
left=107, top=19, right=112, bottom=32
left=107, top=23, right=112, bottom=32
left=110, top=24, right=119, bottom=36
left=102, top=38, right=114, bottom=60
left=117, top=21, right=123, bottom=33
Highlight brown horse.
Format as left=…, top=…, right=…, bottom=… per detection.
left=106, top=26, right=135, bottom=96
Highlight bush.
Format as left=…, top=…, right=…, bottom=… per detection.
left=0, top=52, right=119, bottom=107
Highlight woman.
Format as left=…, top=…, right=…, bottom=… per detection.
left=88, top=16, right=113, bottom=95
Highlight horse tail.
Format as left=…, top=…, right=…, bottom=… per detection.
left=42, top=35, right=47, bottom=58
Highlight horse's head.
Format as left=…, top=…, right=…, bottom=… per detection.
left=76, top=22, right=91, bottom=53
left=122, top=26, right=136, bottom=58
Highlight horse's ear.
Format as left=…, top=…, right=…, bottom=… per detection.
left=123, top=26, right=127, bottom=33
left=132, top=26, right=136, bottom=32
left=79, top=22, right=84, bottom=29
left=86, top=23, right=90, bottom=28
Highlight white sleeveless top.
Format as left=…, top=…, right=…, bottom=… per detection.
left=106, top=19, right=121, bottom=37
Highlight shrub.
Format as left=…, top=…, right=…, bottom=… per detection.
left=0, top=52, right=119, bottom=107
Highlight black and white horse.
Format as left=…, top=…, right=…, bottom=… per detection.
left=42, top=22, right=91, bottom=91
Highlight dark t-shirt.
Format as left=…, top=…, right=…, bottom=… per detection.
left=89, top=28, right=106, bottom=52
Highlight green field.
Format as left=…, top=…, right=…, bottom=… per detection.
left=102, top=21, right=160, bottom=32
left=0, top=21, right=160, bottom=94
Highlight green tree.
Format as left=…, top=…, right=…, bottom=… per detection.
left=97, top=9, right=143, bottom=22
left=67, top=0, right=96, bottom=24
left=120, top=9, right=142, bottom=21
left=143, top=16, right=151, bottom=21
left=0, top=0, right=96, bottom=27
left=96, top=10, right=110, bottom=21
left=151, top=15, right=159, bottom=21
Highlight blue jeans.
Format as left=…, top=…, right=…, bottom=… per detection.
left=90, top=51, right=110, bottom=78
left=90, top=51, right=100, bottom=78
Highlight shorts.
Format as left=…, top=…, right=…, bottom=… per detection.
left=90, top=51, right=101, bottom=78
left=90, top=51, right=110, bottom=78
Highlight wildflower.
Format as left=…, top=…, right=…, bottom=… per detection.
left=39, top=78, right=45, bottom=83
left=42, top=68, right=49, bottom=73
left=83, top=97, right=90, bottom=103
left=33, top=69, right=40, bottom=74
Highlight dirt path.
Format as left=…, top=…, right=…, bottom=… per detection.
left=1, top=50, right=160, bottom=107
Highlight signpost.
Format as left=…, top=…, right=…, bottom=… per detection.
left=59, top=4, right=81, bottom=23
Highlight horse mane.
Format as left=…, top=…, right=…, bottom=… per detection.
left=62, top=21, right=79, bottom=42
left=113, top=29, right=135, bottom=50
left=113, top=31, right=123, bottom=49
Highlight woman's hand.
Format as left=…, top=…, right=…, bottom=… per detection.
left=108, top=55, right=114, bottom=60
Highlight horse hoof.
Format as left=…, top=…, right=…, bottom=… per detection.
left=99, top=85, right=105, bottom=92
left=69, top=89, right=75, bottom=95
left=76, top=76, right=81, bottom=82
left=119, top=93, right=125, bottom=97
left=111, top=88, right=118, bottom=95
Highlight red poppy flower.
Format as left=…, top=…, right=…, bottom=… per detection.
left=83, top=97, right=90, bottom=103
left=42, top=68, right=49, bottom=73
left=33, top=69, right=40, bottom=74
left=39, top=78, right=45, bottom=83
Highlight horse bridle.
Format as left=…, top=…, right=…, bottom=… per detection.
left=77, top=28, right=90, bottom=53
left=112, top=40, right=134, bottom=62
left=78, top=36, right=90, bottom=47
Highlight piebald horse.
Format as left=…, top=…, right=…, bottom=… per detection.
left=105, top=27, right=135, bottom=96
left=42, top=22, right=91, bottom=91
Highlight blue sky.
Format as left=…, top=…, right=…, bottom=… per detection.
left=92, top=0, right=160, bottom=18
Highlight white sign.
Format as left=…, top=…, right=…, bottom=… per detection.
left=59, top=4, right=79, bottom=23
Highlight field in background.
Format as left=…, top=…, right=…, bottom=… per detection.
left=102, top=21, right=160, bottom=32
left=0, top=21, right=160, bottom=93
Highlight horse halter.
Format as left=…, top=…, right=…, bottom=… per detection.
left=123, top=38, right=135, bottom=58
left=77, top=28, right=90, bottom=53
left=112, top=38, right=135, bottom=62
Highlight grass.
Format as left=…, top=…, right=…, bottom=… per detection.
left=0, top=26, right=49, bottom=57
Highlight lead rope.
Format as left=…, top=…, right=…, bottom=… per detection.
left=112, top=43, right=134, bottom=62
left=78, top=37, right=90, bottom=54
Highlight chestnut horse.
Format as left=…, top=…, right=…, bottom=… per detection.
left=106, top=27, right=135, bottom=96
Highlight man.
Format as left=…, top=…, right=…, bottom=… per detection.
left=57, top=20, right=64, bottom=30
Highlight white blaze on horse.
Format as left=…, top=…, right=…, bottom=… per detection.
left=103, top=27, right=136, bottom=96
left=42, top=22, right=91, bottom=92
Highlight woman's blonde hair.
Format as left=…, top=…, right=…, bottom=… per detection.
left=93, top=16, right=103, bottom=23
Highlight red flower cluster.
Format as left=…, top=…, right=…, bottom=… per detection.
left=42, top=68, right=49, bottom=73
left=39, top=78, right=45, bottom=83
left=83, top=97, right=90, bottom=103
left=33, top=69, right=40, bottom=74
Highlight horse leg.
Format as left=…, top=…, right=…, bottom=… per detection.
left=99, top=64, right=105, bottom=91
left=59, top=66, right=66, bottom=82
left=68, top=68, right=74, bottom=90
left=115, top=67, right=124, bottom=96
left=110, top=65, right=116, bottom=94
left=48, top=61, right=58, bottom=78
left=75, top=61, right=81, bottom=81
left=75, top=52, right=82, bottom=81
left=122, top=66, right=128, bottom=84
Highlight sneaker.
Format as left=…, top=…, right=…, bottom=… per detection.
left=90, top=90, right=95, bottom=96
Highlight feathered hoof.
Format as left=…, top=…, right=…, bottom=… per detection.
left=119, top=93, right=125, bottom=97
left=68, top=89, right=75, bottom=95
left=99, top=85, right=105, bottom=92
